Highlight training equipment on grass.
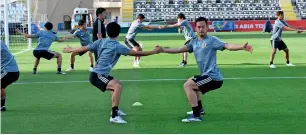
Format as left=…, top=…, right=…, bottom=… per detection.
left=132, top=102, right=143, bottom=106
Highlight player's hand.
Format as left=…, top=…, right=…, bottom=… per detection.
left=243, top=42, right=253, bottom=53
left=15, top=29, right=22, bottom=34
left=159, top=25, right=166, bottom=29
left=62, top=46, right=72, bottom=53
left=153, top=45, right=162, bottom=54
left=297, top=30, right=303, bottom=34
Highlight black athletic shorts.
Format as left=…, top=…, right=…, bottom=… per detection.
left=270, top=40, right=288, bottom=51
left=33, top=50, right=55, bottom=60
left=1, top=71, right=20, bottom=89
left=89, top=72, right=114, bottom=92
left=124, top=38, right=141, bottom=48
left=192, top=75, right=223, bottom=94
left=184, top=39, right=193, bottom=45
left=78, top=51, right=86, bottom=56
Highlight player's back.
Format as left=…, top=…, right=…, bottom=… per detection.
left=126, top=20, right=143, bottom=39
left=89, top=38, right=130, bottom=75
left=186, top=36, right=225, bottom=81
left=180, top=20, right=196, bottom=40
left=1, top=40, right=19, bottom=72
left=35, top=30, right=59, bottom=50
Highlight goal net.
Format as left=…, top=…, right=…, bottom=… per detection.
left=1, top=0, right=33, bottom=54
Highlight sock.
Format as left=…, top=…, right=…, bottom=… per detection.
left=270, top=61, right=273, bottom=65
left=1, top=96, right=6, bottom=107
left=112, top=106, right=119, bottom=118
left=192, top=106, right=200, bottom=117
left=71, top=64, right=74, bottom=69
left=198, top=100, right=203, bottom=111
left=33, top=67, right=37, bottom=71
left=90, top=64, right=93, bottom=68
left=286, top=61, right=290, bottom=64
left=57, top=66, right=61, bottom=72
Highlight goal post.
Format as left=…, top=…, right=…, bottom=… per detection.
left=1, top=0, right=32, bottom=53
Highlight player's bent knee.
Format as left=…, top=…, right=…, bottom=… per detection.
left=53, top=52, right=61, bottom=58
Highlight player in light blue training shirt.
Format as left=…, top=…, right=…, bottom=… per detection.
left=1, top=40, right=19, bottom=111
left=62, top=22, right=161, bottom=124
left=64, top=20, right=94, bottom=72
left=17, top=22, right=67, bottom=74
left=124, top=14, right=162, bottom=67
left=159, top=13, right=196, bottom=67
left=269, top=11, right=303, bottom=68
left=161, top=17, right=253, bottom=123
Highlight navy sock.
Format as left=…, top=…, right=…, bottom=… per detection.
left=112, top=106, right=119, bottom=118
left=198, top=100, right=203, bottom=111
left=192, top=106, right=200, bottom=117
left=1, top=96, right=6, bottom=107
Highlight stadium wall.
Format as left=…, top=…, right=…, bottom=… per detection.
left=37, top=0, right=94, bottom=30
left=120, top=20, right=306, bottom=33
left=192, top=20, right=306, bottom=32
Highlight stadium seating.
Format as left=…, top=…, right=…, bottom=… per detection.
left=134, top=0, right=282, bottom=21
left=296, top=0, right=306, bottom=19
left=0, top=3, right=27, bottom=23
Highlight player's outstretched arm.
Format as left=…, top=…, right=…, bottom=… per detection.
left=161, top=46, right=189, bottom=54
left=142, top=25, right=161, bottom=30
left=283, top=26, right=302, bottom=32
left=16, top=29, right=35, bottom=38
left=63, top=46, right=89, bottom=53
left=224, top=42, right=253, bottom=53
left=128, top=46, right=161, bottom=56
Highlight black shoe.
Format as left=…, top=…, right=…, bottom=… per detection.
left=1, top=106, right=6, bottom=111
left=33, top=71, right=37, bottom=74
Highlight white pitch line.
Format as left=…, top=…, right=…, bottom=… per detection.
left=13, top=76, right=306, bottom=85
left=13, top=49, right=32, bottom=56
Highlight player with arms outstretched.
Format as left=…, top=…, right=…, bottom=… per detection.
left=160, top=13, right=196, bottom=67
left=17, top=22, right=67, bottom=74
left=160, top=17, right=253, bottom=122
left=125, top=14, right=162, bottom=67
left=64, top=20, right=94, bottom=72
left=269, top=11, right=303, bottom=68
left=1, top=40, right=20, bottom=111
left=63, top=22, right=161, bottom=124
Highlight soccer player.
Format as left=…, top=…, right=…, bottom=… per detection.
left=17, top=22, right=67, bottom=74
left=160, top=17, right=253, bottom=122
left=64, top=20, right=94, bottom=72
left=269, top=11, right=303, bottom=68
left=160, top=13, right=196, bottom=67
left=62, top=22, right=161, bottom=124
left=124, top=14, right=161, bottom=67
left=1, top=40, right=20, bottom=111
left=92, top=7, right=107, bottom=62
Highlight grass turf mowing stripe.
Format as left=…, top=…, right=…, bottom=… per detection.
left=13, top=76, right=306, bottom=85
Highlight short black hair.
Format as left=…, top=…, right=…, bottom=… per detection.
left=276, top=11, right=284, bottom=16
left=106, top=22, right=121, bottom=38
left=96, top=7, right=106, bottom=17
left=177, top=13, right=186, bottom=19
left=195, top=17, right=208, bottom=25
left=44, top=22, right=53, bottom=30
left=137, top=14, right=145, bottom=19
left=78, top=20, right=86, bottom=26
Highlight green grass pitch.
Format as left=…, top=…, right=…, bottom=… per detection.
left=1, top=32, right=306, bottom=133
